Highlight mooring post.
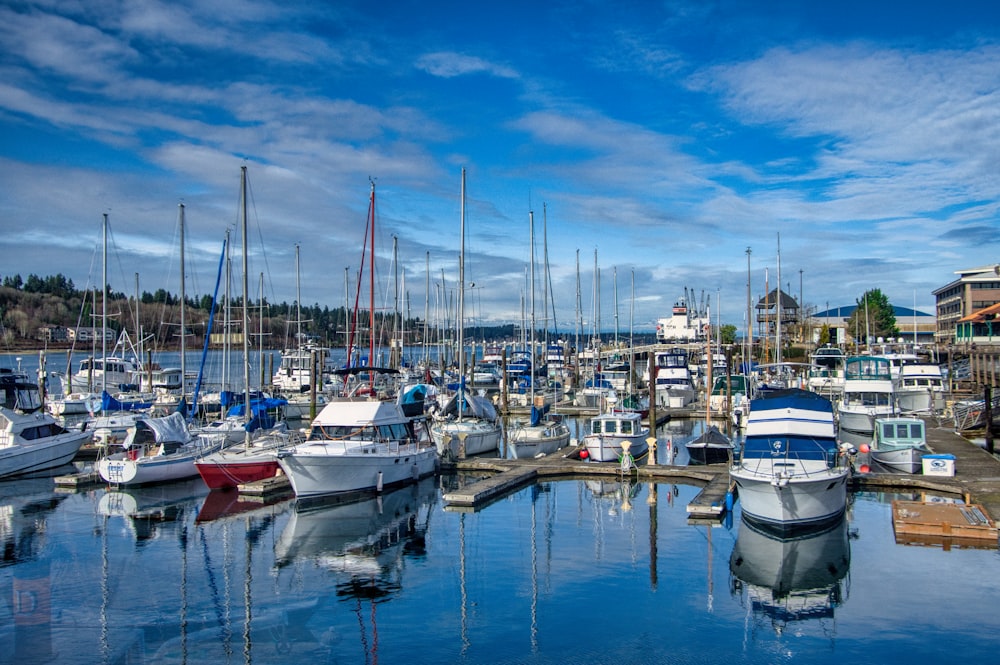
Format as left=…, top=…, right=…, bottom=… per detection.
left=985, top=384, right=994, bottom=455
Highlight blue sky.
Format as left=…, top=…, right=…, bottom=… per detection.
left=2, top=0, right=999, bottom=337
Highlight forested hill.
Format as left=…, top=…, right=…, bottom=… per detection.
left=1, top=273, right=625, bottom=350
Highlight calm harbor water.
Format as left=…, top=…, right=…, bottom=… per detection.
left=1, top=465, right=999, bottom=664
left=3, top=351, right=1000, bottom=663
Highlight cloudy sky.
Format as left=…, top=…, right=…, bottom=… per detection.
left=2, top=0, right=999, bottom=337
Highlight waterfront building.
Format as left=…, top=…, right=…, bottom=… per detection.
left=933, top=265, right=1000, bottom=346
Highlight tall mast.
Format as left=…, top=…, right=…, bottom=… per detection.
left=295, top=243, right=301, bottom=352
left=368, top=180, right=376, bottom=372
left=368, top=180, right=375, bottom=370
left=575, top=250, right=581, bottom=360
left=529, top=209, right=536, bottom=405
left=542, top=203, right=550, bottom=348
left=240, top=166, right=251, bottom=427
left=458, top=168, right=466, bottom=418
left=101, top=212, right=107, bottom=395
left=776, top=232, right=782, bottom=366
left=745, top=247, right=752, bottom=371
left=178, top=203, right=186, bottom=404
left=424, top=251, right=430, bottom=366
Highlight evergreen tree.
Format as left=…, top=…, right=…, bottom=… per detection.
left=846, top=288, right=898, bottom=345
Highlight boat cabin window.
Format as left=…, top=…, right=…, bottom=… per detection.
left=310, top=424, right=358, bottom=440
left=378, top=423, right=410, bottom=440
left=20, top=423, right=65, bottom=441
left=620, top=420, right=633, bottom=435
left=593, top=420, right=618, bottom=434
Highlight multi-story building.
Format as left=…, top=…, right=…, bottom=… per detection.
left=933, top=265, right=1000, bottom=345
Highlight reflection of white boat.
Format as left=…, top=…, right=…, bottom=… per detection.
left=278, top=400, right=438, bottom=499
left=97, top=478, right=208, bottom=540
left=871, top=417, right=930, bottom=473
left=729, top=516, right=851, bottom=634
left=0, top=369, right=89, bottom=479
left=275, top=477, right=437, bottom=572
left=731, top=389, right=850, bottom=533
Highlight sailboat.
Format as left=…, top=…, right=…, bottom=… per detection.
left=430, top=168, right=503, bottom=460
left=196, top=166, right=294, bottom=489
left=508, top=207, right=570, bottom=459
left=686, top=332, right=735, bottom=465
left=97, top=204, right=226, bottom=486
left=275, top=180, right=438, bottom=499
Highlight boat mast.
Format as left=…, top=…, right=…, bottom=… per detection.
left=240, top=166, right=251, bottom=432
left=102, top=212, right=108, bottom=396
left=529, top=208, right=536, bottom=410
left=424, top=252, right=430, bottom=367
left=745, top=247, right=752, bottom=372
left=369, top=180, right=376, bottom=375
left=776, top=232, right=782, bottom=366
left=458, top=167, right=466, bottom=421
left=295, top=242, right=301, bottom=356
left=178, top=203, right=187, bottom=406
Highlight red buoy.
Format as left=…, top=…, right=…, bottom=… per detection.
left=579, top=449, right=589, bottom=460
left=859, top=464, right=870, bottom=474
left=859, top=443, right=870, bottom=454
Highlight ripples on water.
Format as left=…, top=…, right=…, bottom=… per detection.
left=1, top=459, right=999, bottom=665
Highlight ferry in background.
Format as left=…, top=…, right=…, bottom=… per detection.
left=655, top=296, right=709, bottom=344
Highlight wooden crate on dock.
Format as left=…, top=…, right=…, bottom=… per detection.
left=892, top=500, right=998, bottom=550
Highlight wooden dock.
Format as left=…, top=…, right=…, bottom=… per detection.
left=686, top=474, right=735, bottom=518
left=892, top=499, right=998, bottom=549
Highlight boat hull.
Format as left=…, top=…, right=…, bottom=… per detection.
left=0, top=431, right=89, bottom=479
left=97, top=453, right=204, bottom=485
left=583, top=434, right=649, bottom=463
left=431, top=421, right=502, bottom=459
left=731, top=462, right=849, bottom=534
left=277, top=443, right=438, bottom=499
left=508, top=424, right=570, bottom=459
left=871, top=446, right=927, bottom=473
left=686, top=444, right=731, bottom=465
left=195, top=453, right=280, bottom=490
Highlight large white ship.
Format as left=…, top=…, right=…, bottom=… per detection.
left=655, top=296, right=709, bottom=343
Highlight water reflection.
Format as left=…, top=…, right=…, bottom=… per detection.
left=0, top=465, right=73, bottom=665
left=276, top=477, right=436, bottom=578
left=97, top=478, right=208, bottom=542
left=729, top=516, right=852, bottom=638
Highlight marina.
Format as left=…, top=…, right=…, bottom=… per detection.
left=1, top=348, right=1000, bottom=663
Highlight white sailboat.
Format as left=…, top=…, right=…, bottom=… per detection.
left=430, top=168, right=503, bottom=459
left=508, top=207, right=570, bottom=459
left=97, top=204, right=226, bottom=486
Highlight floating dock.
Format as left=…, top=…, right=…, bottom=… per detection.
left=892, top=499, right=998, bottom=549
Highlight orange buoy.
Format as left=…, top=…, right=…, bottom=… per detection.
left=859, top=443, right=870, bottom=454
left=859, top=464, right=870, bottom=474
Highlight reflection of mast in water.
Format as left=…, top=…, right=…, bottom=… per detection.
left=647, top=483, right=658, bottom=590
left=100, top=515, right=109, bottom=664
left=179, top=524, right=188, bottom=664
left=459, top=512, right=469, bottom=655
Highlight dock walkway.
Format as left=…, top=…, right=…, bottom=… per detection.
left=444, top=416, right=1000, bottom=525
